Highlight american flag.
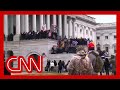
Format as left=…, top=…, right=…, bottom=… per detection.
left=42, top=24, right=46, bottom=31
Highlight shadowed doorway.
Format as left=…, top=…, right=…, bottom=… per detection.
left=29, top=54, right=39, bottom=71
left=4, top=50, right=14, bottom=75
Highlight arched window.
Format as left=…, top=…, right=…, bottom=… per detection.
left=90, top=31, right=92, bottom=36
left=75, top=27, right=76, bottom=32
left=114, top=35, right=116, bottom=39
left=112, top=44, right=116, bottom=53
left=114, top=46, right=116, bottom=53
left=86, top=30, right=88, bottom=34
left=29, top=54, right=39, bottom=70
left=80, top=29, right=82, bottom=33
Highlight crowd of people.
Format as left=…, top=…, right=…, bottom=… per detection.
left=45, top=60, right=70, bottom=73
left=4, top=29, right=58, bottom=41
left=96, top=49, right=115, bottom=75
left=51, top=38, right=92, bottom=54
left=49, top=45, right=116, bottom=75
left=99, top=54, right=116, bottom=75
left=66, top=46, right=116, bottom=75
left=20, top=30, right=57, bottom=40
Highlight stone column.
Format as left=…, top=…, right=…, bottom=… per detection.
left=40, top=15, right=44, bottom=30
left=46, top=15, right=50, bottom=30
left=53, top=15, right=56, bottom=25
left=4, top=15, right=8, bottom=61
left=109, top=33, right=113, bottom=56
left=68, top=18, right=70, bottom=38
left=9, top=15, right=13, bottom=34
left=58, top=15, right=62, bottom=37
left=83, top=26, right=85, bottom=38
left=4, top=15, right=8, bottom=37
left=70, top=20, right=73, bottom=38
left=72, top=18, right=75, bottom=38
left=100, top=33, right=104, bottom=51
left=25, top=15, right=29, bottom=32
left=63, top=15, right=67, bottom=38
left=77, top=24, right=79, bottom=38
left=68, top=16, right=73, bottom=38
left=14, top=15, right=20, bottom=41
left=93, top=29, right=97, bottom=50
left=21, top=15, right=25, bottom=33
left=32, top=15, right=36, bottom=32
left=89, top=29, right=92, bottom=40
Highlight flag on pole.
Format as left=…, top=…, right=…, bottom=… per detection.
left=42, top=24, right=46, bottom=31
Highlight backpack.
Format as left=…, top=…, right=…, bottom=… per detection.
left=91, top=51, right=104, bottom=73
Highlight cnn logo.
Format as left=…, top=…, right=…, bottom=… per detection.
left=5, top=56, right=43, bottom=73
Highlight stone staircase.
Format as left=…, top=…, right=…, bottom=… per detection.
left=4, top=39, right=89, bottom=72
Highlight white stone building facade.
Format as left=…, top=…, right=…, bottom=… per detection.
left=4, top=14, right=116, bottom=70
left=4, top=15, right=97, bottom=42
left=96, top=22, right=116, bottom=56
left=4, top=14, right=97, bottom=70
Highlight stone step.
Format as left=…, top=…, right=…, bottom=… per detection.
left=5, top=39, right=57, bottom=47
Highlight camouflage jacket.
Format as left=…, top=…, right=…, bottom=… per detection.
left=67, top=55, right=94, bottom=75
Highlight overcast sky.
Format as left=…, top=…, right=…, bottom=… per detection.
left=88, top=15, right=116, bottom=23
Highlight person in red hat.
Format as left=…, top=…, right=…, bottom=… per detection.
left=88, top=41, right=104, bottom=75
left=88, top=40, right=95, bottom=51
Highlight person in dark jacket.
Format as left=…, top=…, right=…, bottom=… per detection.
left=62, top=61, right=65, bottom=70
left=54, top=60, right=57, bottom=66
left=4, top=60, right=11, bottom=75
left=104, top=58, right=110, bottom=75
left=110, top=55, right=116, bottom=75
left=58, top=60, right=63, bottom=73
left=46, top=60, right=50, bottom=72
left=64, top=60, right=70, bottom=72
